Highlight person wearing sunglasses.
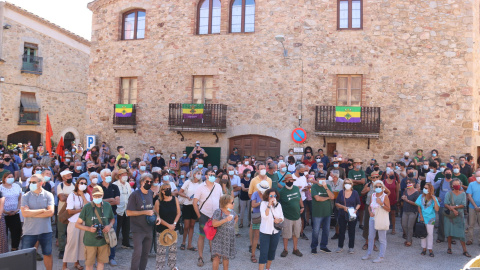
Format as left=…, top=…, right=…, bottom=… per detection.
left=62, top=177, right=90, bottom=270
left=259, top=188, right=283, bottom=270
left=21, top=174, right=55, bottom=270
left=415, top=182, right=439, bottom=257
left=362, top=180, right=390, bottom=263
left=211, top=194, right=238, bottom=270
left=126, top=173, right=161, bottom=270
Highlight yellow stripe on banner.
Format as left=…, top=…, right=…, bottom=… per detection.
left=182, top=108, right=204, bottom=114
left=335, top=111, right=361, bottom=118
left=115, top=108, right=132, bottom=113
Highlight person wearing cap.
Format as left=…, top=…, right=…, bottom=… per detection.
left=401, top=152, right=412, bottom=167
left=327, top=158, right=346, bottom=179
left=310, top=175, right=334, bottom=254
left=127, top=173, right=161, bottom=270
left=21, top=174, right=55, bottom=270
left=57, top=169, right=75, bottom=259
left=76, top=185, right=115, bottom=270
left=189, top=141, right=208, bottom=163
left=249, top=180, right=270, bottom=262
left=279, top=174, right=304, bottom=258
left=211, top=194, right=238, bottom=270
left=348, top=158, right=366, bottom=229
left=99, top=168, right=120, bottom=266
left=228, top=147, right=241, bottom=167
left=113, top=169, right=132, bottom=249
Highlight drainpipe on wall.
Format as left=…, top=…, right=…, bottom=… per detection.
left=0, top=2, right=5, bottom=62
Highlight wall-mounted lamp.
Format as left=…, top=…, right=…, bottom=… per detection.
left=3, top=24, right=11, bottom=29
left=275, top=35, right=287, bottom=58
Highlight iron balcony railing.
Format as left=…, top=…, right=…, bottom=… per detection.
left=315, top=106, right=381, bottom=137
left=21, top=54, right=43, bottom=75
left=168, top=103, right=227, bottom=132
left=113, top=104, right=137, bottom=126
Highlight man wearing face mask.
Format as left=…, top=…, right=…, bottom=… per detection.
left=179, top=150, right=191, bottom=173
left=466, top=170, right=480, bottom=245
left=143, top=146, right=157, bottom=166
left=279, top=174, right=304, bottom=257
left=425, top=162, right=439, bottom=186
left=310, top=176, right=334, bottom=254
left=72, top=161, right=84, bottom=181
left=24, top=149, right=39, bottom=166
left=193, top=169, right=223, bottom=267
left=292, top=164, right=309, bottom=240
left=0, top=157, right=11, bottom=180
left=327, top=158, right=346, bottom=179
left=348, top=159, right=366, bottom=228
left=459, top=156, right=473, bottom=178
left=276, top=162, right=291, bottom=190
left=228, top=147, right=241, bottom=167
left=57, top=170, right=75, bottom=259
left=113, top=169, right=133, bottom=249
left=238, top=156, right=253, bottom=175
left=433, top=168, right=454, bottom=243
left=189, top=141, right=208, bottom=164
left=60, top=154, right=72, bottom=171
left=452, top=163, right=469, bottom=190
left=79, top=161, right=97, bottom=185
left=248, top=163, right=272, bottom=197
left=2, top=152, right=19, bottom=181
left=100, top=168, right=120, bottom=266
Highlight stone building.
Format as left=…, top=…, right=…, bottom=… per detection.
left=85, top=0, right=480, bottom=166
left=0, top=2, right=90, bottom=149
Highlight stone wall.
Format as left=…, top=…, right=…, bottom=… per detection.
left=86, top=0, right=478, bottom=165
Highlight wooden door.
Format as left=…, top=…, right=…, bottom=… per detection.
left=229, top=135, right=280, bottom=162
left=327, top=143, right=337, bottom=157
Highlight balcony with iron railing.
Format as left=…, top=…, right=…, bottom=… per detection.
left=168, top=103, right=227, bottom=133
left=315, top=106, right=381, bottom=138
left=21, top=54, right=43, bottom=75
left=18, top=107, right=40, bottom=125
left=113, top=104, right=137, bottom=132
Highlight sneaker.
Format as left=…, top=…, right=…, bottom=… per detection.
left=36, top=252, right=43, bottom=261
left=373, top=257, right=384, bottom=263
left=110, top=259, right=118, bottom=266
left=58, top=251, right=64, bottom=259
left=311, top=249, right=318, bottom=254
left=292, top=249, right=303, bottom=257
left=320, top=247, right=332, bottom=253
left=335, top=248, right=343, bottom=253
left=362, top=254, right=372, bottom=260
left=359, top=225, right=364, bottom=230
left=348, top=248, right=355, bottom=254
left=331, top=234, right=339, bottom=240
left=280, top=249, right=288, bottom=257
left=122, top=245, right=132, bottom=249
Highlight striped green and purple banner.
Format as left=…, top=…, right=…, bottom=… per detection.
left=335, top=106, right=361, bottom=123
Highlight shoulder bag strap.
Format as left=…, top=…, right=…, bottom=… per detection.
left=199, top=185, right=215, bottom=211
left=278, top=172, right=287, bottom=183
left=92, top=202, right=104, bottom=226
left=139, top=191, right=147, bottom=210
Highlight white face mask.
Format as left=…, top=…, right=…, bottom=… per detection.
left=121, top=175, right=128, bottom=182
left=195, top=174, right=202, bottom=180
left=260, top=169, right=267, bottom=176
left=345, top=184, right=352, bottom=190
left=476, top=177, right=480, bottom=183
left=303, top=171, right=308, bottom=176
left=244, top=161, right=249, bottom=165
left=328, top=176, right=333, bottom=181
left=79, top=184, right=87, bottom=191
left=91, top=178, right=98, bottom=184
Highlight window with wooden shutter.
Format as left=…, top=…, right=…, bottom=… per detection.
left=193, top=76, right=214, bottom=104
left=120, top=77, right=137, bottom=104
left=337, top=75, right=362, bottom=106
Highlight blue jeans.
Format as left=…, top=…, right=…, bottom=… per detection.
left=259, top=232, right=281, bottom=264
left=109, top=215, right=117, bottom=260
left=23, top=232, right=53, bottom=256
left=367, top=218, right=387, bottom=258
left=311, top=216, right=331, bottom=249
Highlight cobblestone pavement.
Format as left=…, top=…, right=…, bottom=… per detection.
left=36, top=218, right=479, bottom=270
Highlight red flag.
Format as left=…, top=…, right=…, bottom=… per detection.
left=56, top=136, right=64, bottom=160
left=45, top=114, right=53, bottom=154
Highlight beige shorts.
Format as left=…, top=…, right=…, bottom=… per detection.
left=85, top=245, right=110, bottom=266
left=282, top=218, right=302, bottom=239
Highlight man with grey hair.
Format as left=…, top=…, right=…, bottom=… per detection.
left=276, top=161, right=291, bottom=190
left=293, top=164, right=309, bottom=240
left=21, top=174, right=55, bottom=270
left=79, top=161, right=97, bottom=185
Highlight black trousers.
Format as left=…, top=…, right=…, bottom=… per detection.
left=116, top=212, right=130, bottom=246
left=4, top=214, right=22, bottom=249
left=337, top=212, right=357, bottom=249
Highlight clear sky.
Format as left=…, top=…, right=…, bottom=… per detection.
left=7, top=0, right=92, bottom=40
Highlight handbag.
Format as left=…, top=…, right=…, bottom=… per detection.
left=374, top=195, right=390, bottom=231
left=414, top=214, right=428, bottom=239
left=140, top=192, right=157, bottom=226
left=92, top=202, right=117, bottom=248
left=58, top=184, right=74, bottom=224
left=270, top=205, right=284, bottom=231
left=443, top=192, right=456, bottom=219
left=251, top=212, right=261, bottom=224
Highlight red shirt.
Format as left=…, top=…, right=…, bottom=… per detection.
left=469, top=176, right=476, bottom=183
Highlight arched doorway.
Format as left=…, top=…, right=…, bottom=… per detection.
left=7, top=131, right=41, bottom=149
left=64, top=132, right=75, bottom=151
left=229, top=135, right=280, bottom=161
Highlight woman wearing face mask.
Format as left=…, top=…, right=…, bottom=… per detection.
left=259, top=188, right=284, bottom=270
left=383, top=170, right=399, bottom=235
left=407, top=162, right=418, bottom=178
left=151, top=151, right=166, bottom=170
left=362, top=180, right=390, bottom=263
left=415, top=182, right=439, bottom=257
left=168, top=153, right=179, bottom=175
left=62, top=177, right=90, bottom=270
left=114, top=169, right=133, bottom=249
left=401, top=178, right=420, bottom=247
left=220, top=173, right=233, bottom=196
left=287, top=156, right=296, bottom=173
left=105, top=155, right=116, bottom=171
left=160, top=170, right=178, bottom=196
left=334, top=179, right=360, bottom=254
left=20, top=158, right=34, bottom=191
left=238, top=157, right=253, bottom=175
left=178, top=169, right=201, bottom=251
left=443, top=179, right=470, bottom=257
left=0, top=173, right=22, bottom=251
left=239, top=169, right=252, bottom=229
left=428, top=149, right=441, bottom=164
left=155, top=183, right=181, bottom=270
left=211, top=194, right=238, bottom=270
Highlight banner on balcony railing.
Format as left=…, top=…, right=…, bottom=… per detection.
left=182, top=104, right=204, bottom=119
left=115, top=104, right=133, bottom=117
left=335, top=106, right=361, bottom=123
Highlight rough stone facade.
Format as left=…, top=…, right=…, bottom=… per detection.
left=0, top=2, right=90, bottom=148
left=85, top=0, right=480, bottom=165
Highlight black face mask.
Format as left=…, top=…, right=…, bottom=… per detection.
left=373, top=167, right=379, bottom=171
left=164, top=188, right=172, bottom=196
left=69, top=166, right=74, bottom=171
left=407, top=173, right=414, bottom=178
left=389, top=175, right=395, bottom=180
left=131, top=164, right=138, bottom=169
left=66, top=178, right=73, bottom=184
left=4, top=158, right=11, bottom=162
left=120, top=164, right=127, bottom=169
left=348, top=163, right=352, bottom=166
left=143, top=183, right=151, bottom=190
left=285, top=181, right=294, bottom=187
left=445, top=174, right=452, bottom=179
left=88, top=167, right=96, bottom=172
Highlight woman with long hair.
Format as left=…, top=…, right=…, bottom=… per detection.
left=415, top=182, right=439, bottom=257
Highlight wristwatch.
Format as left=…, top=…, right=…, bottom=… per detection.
left=174, top=222, right=177, bottom=225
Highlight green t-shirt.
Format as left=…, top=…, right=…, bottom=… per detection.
left=348, top=169, right=366, bottom=194
left=279, top=186, right=301, bottom=221
left=311, top=184, right=332, bottom=217
left=78, top=202, right=114, bottom=247
left=266, top=172, right=280, bottom=191
left=0, top=169, right=11, bottom=182
left=453, top=173, right=468, bottom=187
left=434, top=172, right=445, bottom=183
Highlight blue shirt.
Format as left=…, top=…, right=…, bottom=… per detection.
left=415, top=194, right=439, bottom=225
left=276, top=171, right=291, bottom=188
left=13, top=155, right=22, bottom=164
left=434, top=179, right=452, bottom=207
left=3, top=162, right=18, bottom=173
left=179, top=157, right=191, bottom=173
left=251, top=191, right=262, bottom=213
left=466, top=181, right=480, bottom=209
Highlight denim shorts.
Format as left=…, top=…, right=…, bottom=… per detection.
left=22, top=232, right=53, bottom=256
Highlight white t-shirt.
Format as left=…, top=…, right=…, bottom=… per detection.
left=114, top=181, right=133, bottom=216
left=194, top=182, right=223, bottom=218
left=21, top=167, right=33, bottom=187
left=230, top=175, right=241, bottom=197
left=0, top=184, right=22, bottom=212
left=180, top=180, right=201, bottom=205
left=66, top=192, right=91, bottom=223
left=57, top=183, right=75, bottom=211
left=292, top=174, right=308, bottom=201
left=425, top=171, right=439, bottom=184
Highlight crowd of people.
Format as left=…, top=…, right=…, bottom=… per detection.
left=0, top=140, right=479, bottom=270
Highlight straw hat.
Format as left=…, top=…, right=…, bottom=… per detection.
left=256, top=180, right=270, bottom=193
left=353, top=158, right=363, bottom=164
left=158, top=229, right=177, bottom=246
left=116, top=169, right=128, bottom=179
